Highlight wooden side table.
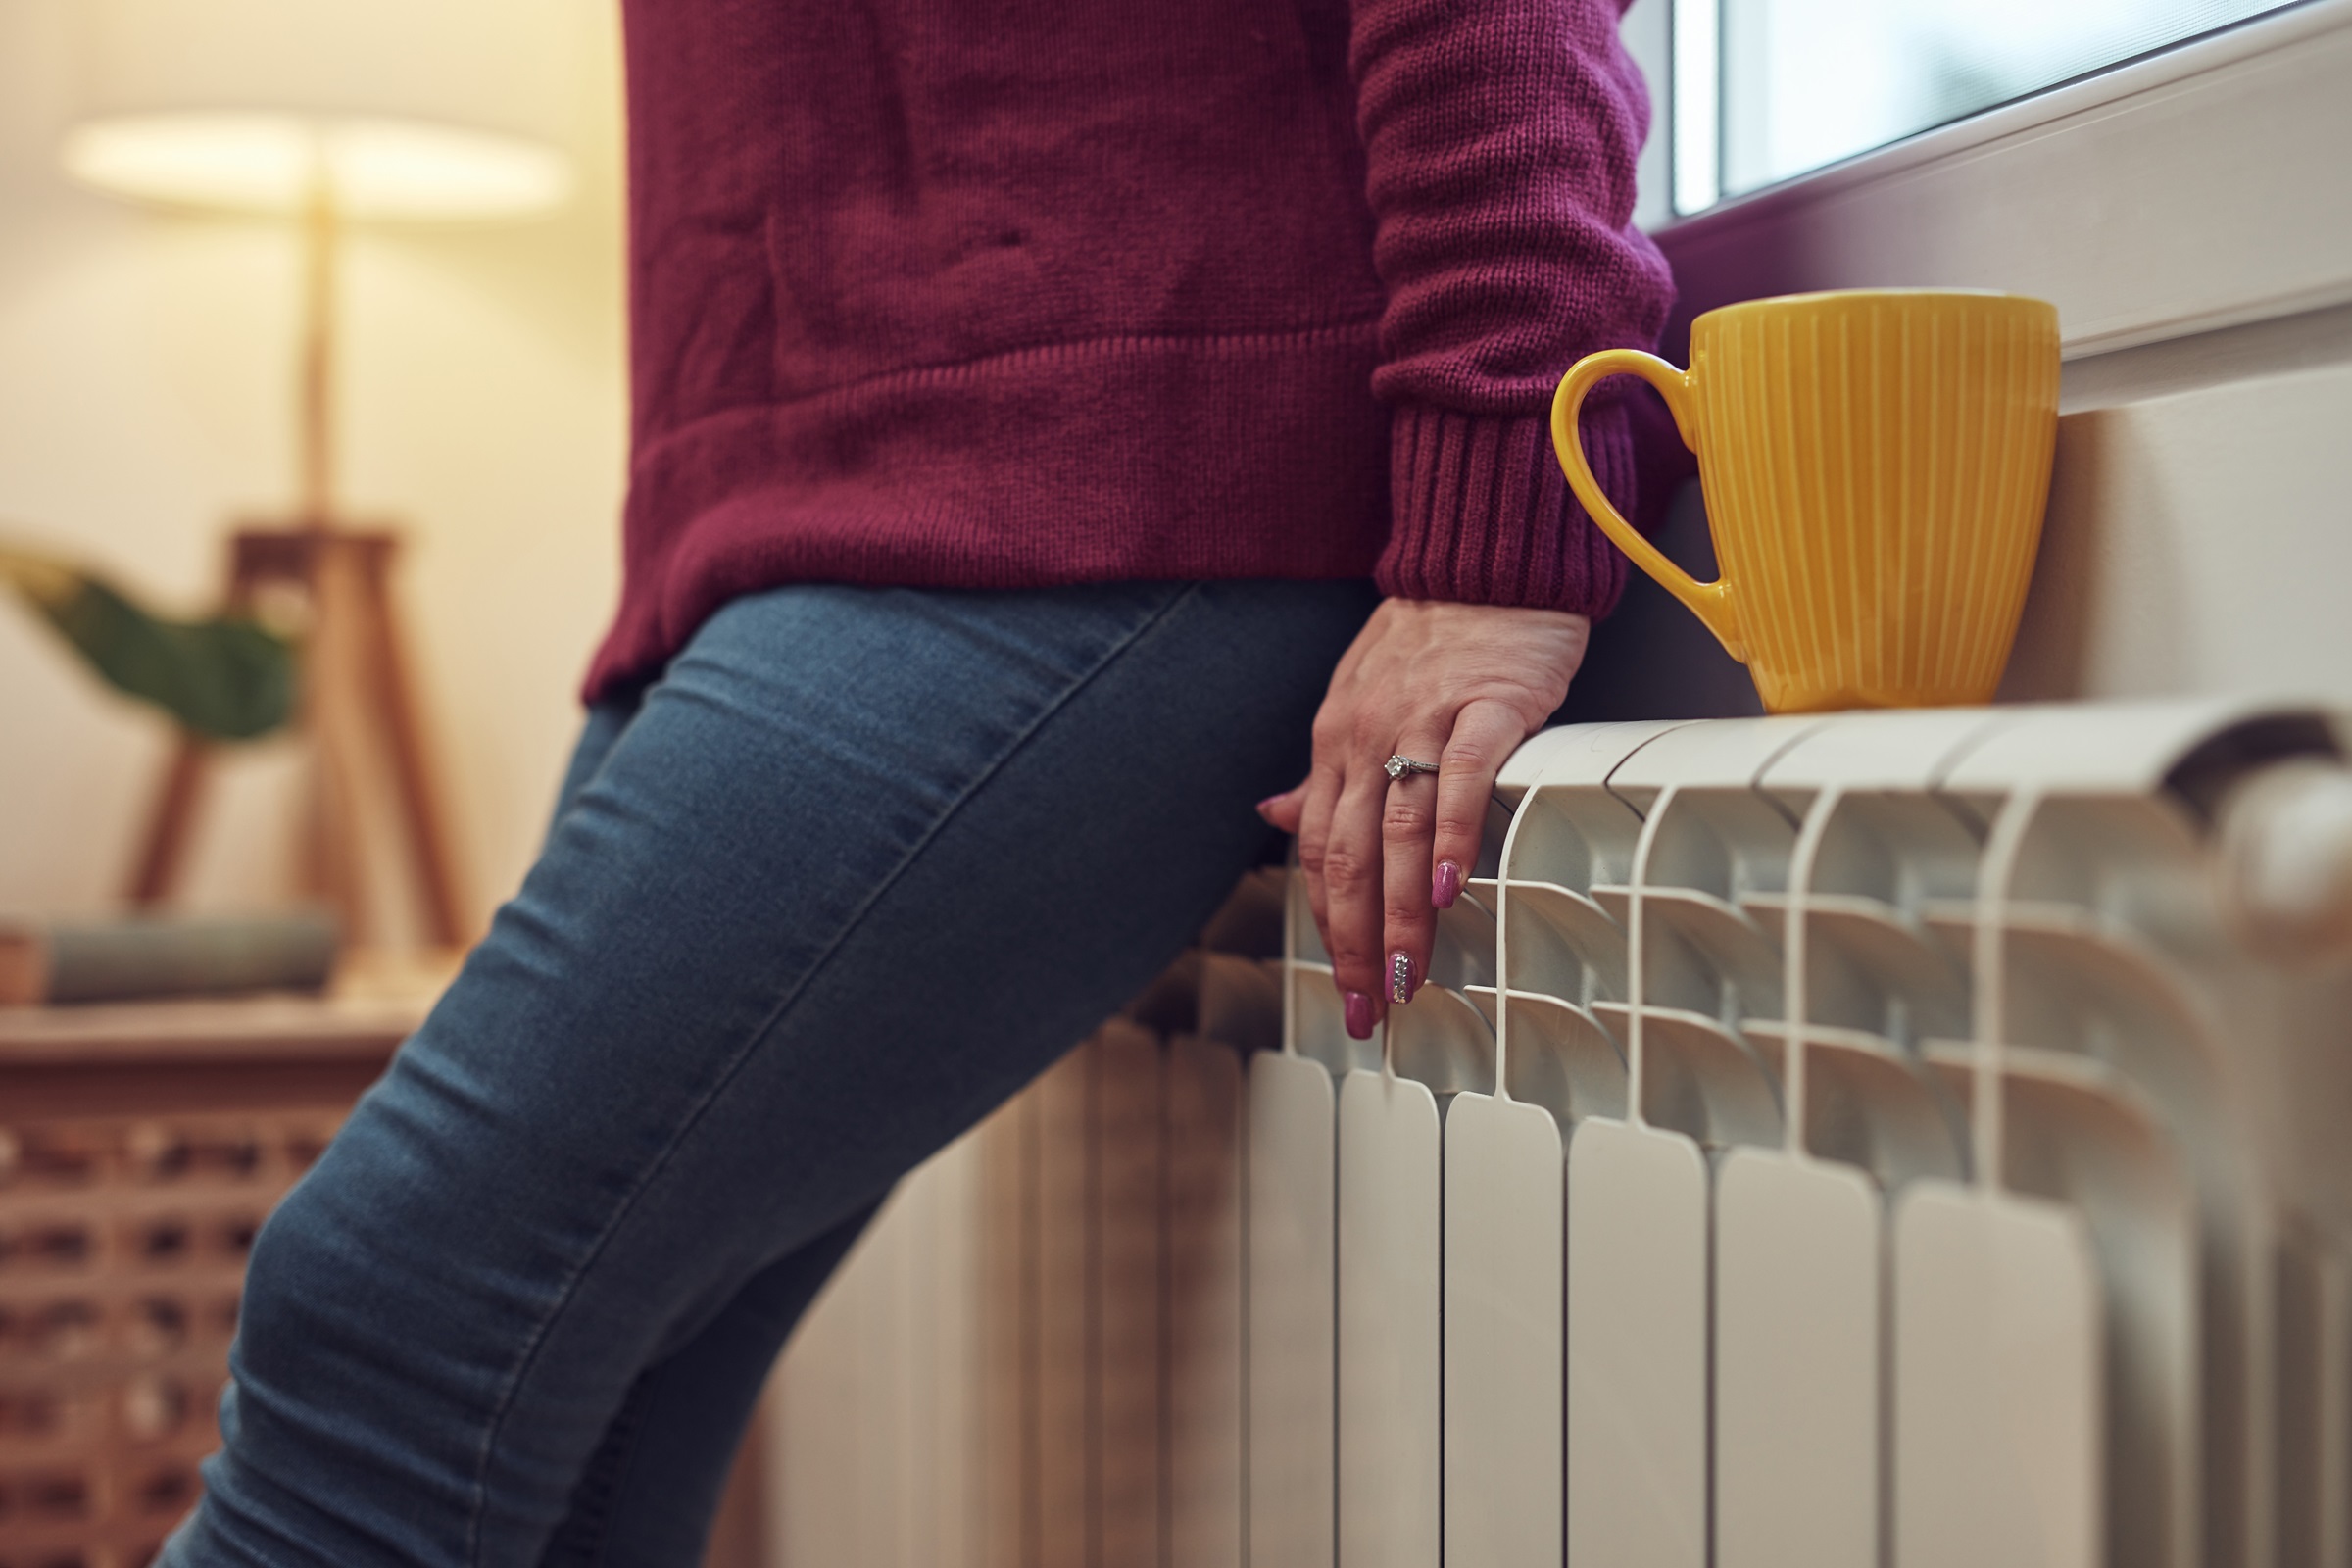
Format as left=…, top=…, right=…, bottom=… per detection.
left=0, top=991, right=422, bottom=1568
left=0, top=978, right=773, bottom=1568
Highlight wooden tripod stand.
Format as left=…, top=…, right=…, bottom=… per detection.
left=126, top=524, right=466, bottom=948
left=124, top=178, right=467, bottom=949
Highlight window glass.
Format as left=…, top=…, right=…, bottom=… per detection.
left=1689, top=0, right=2301, bottom=208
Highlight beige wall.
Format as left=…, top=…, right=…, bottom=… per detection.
left=2006, top=314, right=2352, bottom=707
left=0, top=0, right=627, bottom=929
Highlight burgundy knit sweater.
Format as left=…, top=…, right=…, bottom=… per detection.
left=586, top=0, right=1676, bottom=699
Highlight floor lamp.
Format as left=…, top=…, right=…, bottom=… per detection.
left=63, top=112, right=571, bottom=949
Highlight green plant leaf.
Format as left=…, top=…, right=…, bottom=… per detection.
left=2, top=543, right=297, bottom=742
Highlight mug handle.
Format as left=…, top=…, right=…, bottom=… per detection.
left=1550, top=349, right=1745, bottom=662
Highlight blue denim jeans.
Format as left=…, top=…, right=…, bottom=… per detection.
left=160, top=577, right=1374, bottom=1566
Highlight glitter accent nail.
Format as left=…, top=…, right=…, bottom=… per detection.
left=1390, top=950, right=1415, bottom=1004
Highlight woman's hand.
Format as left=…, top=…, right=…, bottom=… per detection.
left=1258, top=599, right=1589, bottom=1038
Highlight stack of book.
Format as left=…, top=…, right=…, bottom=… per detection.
left=0, top=910, right=339, bottom=1005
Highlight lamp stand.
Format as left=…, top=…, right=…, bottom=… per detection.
left=126, top=179, right=468, bottom=950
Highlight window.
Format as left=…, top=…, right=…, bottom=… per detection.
left=1670, top=0, right=2308, bottom=214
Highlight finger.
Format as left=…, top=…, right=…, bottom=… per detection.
left=1429, top=698, right=1531, bottom=909
left=1256, top=782, right=1306, bottom=834
left=1322, top=750, right=1392, bottom=1037
left=1381, top=734, right=1450, bottom=1005
left=1295, top=755, right=1343, bottom=965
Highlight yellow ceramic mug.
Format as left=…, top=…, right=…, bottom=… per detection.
left=1551, top=289, right=2061, bottom=712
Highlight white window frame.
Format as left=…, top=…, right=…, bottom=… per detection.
left=1633, top=0, right=2352, bottom=359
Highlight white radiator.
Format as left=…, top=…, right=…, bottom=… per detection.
left=764, top=699, right=2352, bottom=1568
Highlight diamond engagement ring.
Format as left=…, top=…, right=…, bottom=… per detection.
left=1384, top=755, right=1440, bottom=781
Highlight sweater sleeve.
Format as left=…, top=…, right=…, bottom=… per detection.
left=1349, top=0, right=1679, bottom=616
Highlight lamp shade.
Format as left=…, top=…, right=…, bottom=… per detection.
left=64, top=113, right=571, bottom=220
left=63, top=0, right=582, bottom=220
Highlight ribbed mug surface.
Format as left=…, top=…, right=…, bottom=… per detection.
left=1553, top=290, right=2061, bottom=713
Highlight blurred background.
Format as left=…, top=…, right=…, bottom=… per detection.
left=0, top=0, right=627, bottom=930
left=0, top=7, right=638, bottom=1563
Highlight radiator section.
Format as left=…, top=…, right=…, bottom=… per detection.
left=768, top=699, right=2352, bottom=1568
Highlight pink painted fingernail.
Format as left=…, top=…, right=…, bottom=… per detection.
left=1344, top=989, right=1375, bottom=1039
left=1432, top=859, right=1463, bottom=909
left=1389, top=951, right=1418, bottom=1004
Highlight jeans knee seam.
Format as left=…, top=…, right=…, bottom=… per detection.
left=544, top=1375, right=652, bottom=1567
left=461, top=582, right=1205, bottom=1564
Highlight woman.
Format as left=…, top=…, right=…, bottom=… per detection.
left=163, top=0, right=1673, bottom=1560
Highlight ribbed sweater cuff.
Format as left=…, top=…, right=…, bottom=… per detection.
left=1375, top=400, right=1639, bottom=618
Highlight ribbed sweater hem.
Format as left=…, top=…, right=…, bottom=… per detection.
left=584, top=322, right=1392, bottom=700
